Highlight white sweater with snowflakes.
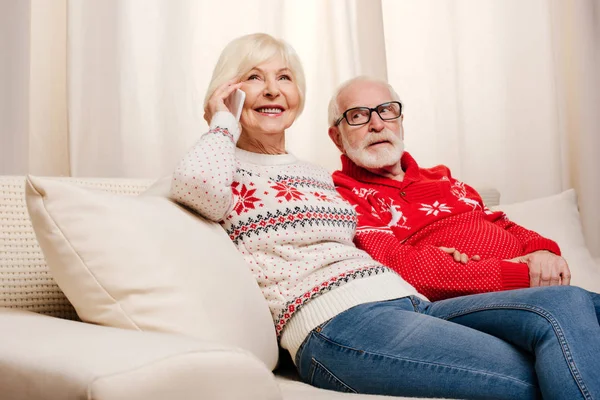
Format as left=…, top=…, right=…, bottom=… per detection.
left=170, top=112, right=419, bottom=360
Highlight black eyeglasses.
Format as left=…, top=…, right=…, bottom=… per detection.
left=334, top=101, right=402, bottom=126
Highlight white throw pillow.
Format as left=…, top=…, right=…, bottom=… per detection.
left=25, top=175, right=278, bottom=370
left=491, top=189, right=600, bottom=293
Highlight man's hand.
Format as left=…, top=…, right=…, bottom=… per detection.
left=439, top=247, right=481, bottom=264
left=507, top=250, right=570, bottom=287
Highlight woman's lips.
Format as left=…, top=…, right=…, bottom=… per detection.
left=255, top=107, right=284, bottom=115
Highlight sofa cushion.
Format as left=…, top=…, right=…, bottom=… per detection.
left=491, top=189, right=600, bottom=292
left=25, top=175, right=278, bottom=370
left=0, top=309, right=281, bottom=400
left=0, top=176, right=153, bottom=320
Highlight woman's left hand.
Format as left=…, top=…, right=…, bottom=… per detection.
left=204, top=79, right=243, bottom=124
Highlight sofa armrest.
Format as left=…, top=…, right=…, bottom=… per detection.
left=0, top=309, right=281, bottom=400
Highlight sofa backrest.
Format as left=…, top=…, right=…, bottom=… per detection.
left=0, top=176, right=153, bottom=319
left=0, top=175, right=502, bottom=322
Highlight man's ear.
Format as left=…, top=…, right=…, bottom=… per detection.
left=400, top=114, right=404, bottom=140
left=328, top=126, right=345, bottom=153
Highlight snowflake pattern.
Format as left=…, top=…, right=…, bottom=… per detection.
left=418, top=201, right=452, bottom=216
left=312, top=192, right=331, bottom=202
left=352, top=187, right=379, bottom=198
left=271, top=182, right=305, bottom=201
left=232, top=181, right=261, bottom=215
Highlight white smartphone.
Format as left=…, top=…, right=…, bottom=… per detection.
left=226, top=89, right=246, bottom=121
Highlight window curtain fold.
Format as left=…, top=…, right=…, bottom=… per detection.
left=0, top=0, right=597, bottom=253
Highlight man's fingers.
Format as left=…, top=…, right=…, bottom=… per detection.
left=453, top=251, right=461, bottom=262
left=548, top=262, right=563, bottom=287
left=529, top=265, right=541, bottom=287
left=521, top=252, right=572, bottom=288
left=508, top=255, right=527, bottom=263
left=540, top=261, right=554, bottom=286
left=439, top=247, right=455, bottom=254
left=549, top=273, right=561, bottom=286
left=541, top=257, right=570, bottom=287
left=559, top=260, right=571, bottom=286
left=540, top=270, right=552, bottom=286
left=561, top=272, right=571, bottom=285
left=438, top=247, right=474, bottom=264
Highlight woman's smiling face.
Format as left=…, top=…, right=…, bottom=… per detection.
left=238, top=56, right=301, bottom=138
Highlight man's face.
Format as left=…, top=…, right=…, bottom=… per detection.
left=331, top=81, right=404, bottom=170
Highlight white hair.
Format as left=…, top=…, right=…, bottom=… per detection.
left=327, top=76, right=401, bottom=126
left=204, top=33, right=306, bottom=114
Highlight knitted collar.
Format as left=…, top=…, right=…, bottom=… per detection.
left=235, top=147, right=298, bottom=166
left=339, top=152, right=421, bottom=187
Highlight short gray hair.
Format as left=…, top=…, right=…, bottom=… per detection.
left=204, top=33, right=306, bottom=114
left=328, top=76, right=401, bottom=126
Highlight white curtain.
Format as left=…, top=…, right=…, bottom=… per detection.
left=1, top=0, right=598, bottom=254
left=0, top=0, right=69, bottom=176
left=382, top=0, right=599, bottom=255
left=66, top=0, right=384, bottom=178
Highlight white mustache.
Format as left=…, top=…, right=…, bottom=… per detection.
left=363, top=130, right=400, bottom=147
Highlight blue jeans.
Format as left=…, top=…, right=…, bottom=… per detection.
left=295, top=286, right=600, bottom=399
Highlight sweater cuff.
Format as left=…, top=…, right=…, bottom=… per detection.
left=499, top=261, right=530, bottom=290
left=523, top=238, right=561, bottom=256
left=210, top=111, right=241, bottom=142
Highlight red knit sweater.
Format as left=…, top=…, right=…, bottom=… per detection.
left=333, top=152, right=561, bottom=301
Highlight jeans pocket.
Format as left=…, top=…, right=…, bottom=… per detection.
left=408, top=295, right=423, bottom=312
left=308, top=357, right=357, bottom=393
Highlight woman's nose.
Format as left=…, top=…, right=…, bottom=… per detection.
left=263, top=79, right=280, bottom=98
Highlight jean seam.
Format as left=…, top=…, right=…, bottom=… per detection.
left=313, top=331, right=538, bottom=389
left=309, top=357, right=357, bottom=393
left=295, top=331, right=313, bottom=367
left=408, top=295, right=421, bottom=312
left=438, top=303, right=591, bottom=400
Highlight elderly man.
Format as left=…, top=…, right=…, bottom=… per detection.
left=328, top=76, right=570, bottom=301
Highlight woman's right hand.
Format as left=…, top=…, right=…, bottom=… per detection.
left=204, top=79, right=243, bottom=124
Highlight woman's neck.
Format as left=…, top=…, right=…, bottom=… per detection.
left=237, top=130, right=286, bottom=155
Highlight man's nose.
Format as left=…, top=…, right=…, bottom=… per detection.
left=368, top=110, right=385, bottom=132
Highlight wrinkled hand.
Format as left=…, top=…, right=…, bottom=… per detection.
left=439, top=247, right=481, bottom=264
left=508, top=250, right=570, bottom=287
left=203, top=79, right=243, bottom=124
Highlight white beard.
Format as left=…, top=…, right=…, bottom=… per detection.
left=342, top=129, right=404, bottom=169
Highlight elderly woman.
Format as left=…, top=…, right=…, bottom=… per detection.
left=170, top=33, right=600, bottom=399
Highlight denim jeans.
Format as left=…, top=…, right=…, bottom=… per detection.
left=295, top=286, right=600, bottom=400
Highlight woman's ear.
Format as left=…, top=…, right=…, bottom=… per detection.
left=328, top=126, right=345, bottom=154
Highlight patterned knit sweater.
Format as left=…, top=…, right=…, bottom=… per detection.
left=333, top=153, right=561, bottom=301
left=169, top=112, right=418, bottom=359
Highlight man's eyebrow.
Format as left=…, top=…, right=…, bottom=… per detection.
left=345, top=101, right=394, bottom=109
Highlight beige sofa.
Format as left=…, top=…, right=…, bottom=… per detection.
left=1, top=175, right=599, bottom=400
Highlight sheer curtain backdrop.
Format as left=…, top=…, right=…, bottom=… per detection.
left=66, top=0, right=385, bottom=177
left=0, top=0, right=598, bottom=254
left=382, top=0, right=599, bottom=256
left=0, top=0, right=70, bottom=176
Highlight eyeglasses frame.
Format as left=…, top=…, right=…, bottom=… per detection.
left=334, top=101, right=403, bottom=127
